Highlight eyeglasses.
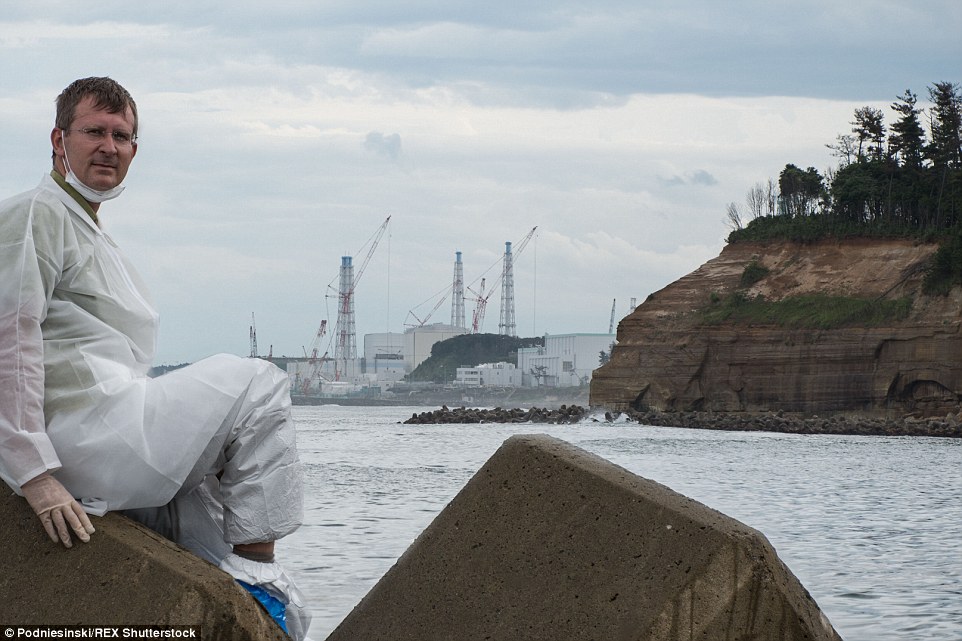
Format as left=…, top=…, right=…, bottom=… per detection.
left=66, top=126, right=137, bottom=146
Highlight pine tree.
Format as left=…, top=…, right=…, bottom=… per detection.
left=888, top=90, right=926, bottom=168
left=851, top=106, right=886, bottom=161
left=927, top=81, right=962, bottom=169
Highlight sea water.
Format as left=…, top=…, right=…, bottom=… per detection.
left=280, top=405, right=962, bottom=640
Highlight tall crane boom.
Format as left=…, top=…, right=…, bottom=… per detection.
left=468, top=278, right=487, bottom=333
left=608, top=298, right=617, bottom=333
left=300, top=320, right=328, bottom=394
left=350, top=216, right=391, bottom=294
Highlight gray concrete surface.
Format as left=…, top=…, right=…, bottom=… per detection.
left=0, top=491, right=287, bottom=640
left=328, top=434, right=843, bottom=641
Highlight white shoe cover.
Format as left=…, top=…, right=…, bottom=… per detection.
left=219, top=553, right=312, bottom=640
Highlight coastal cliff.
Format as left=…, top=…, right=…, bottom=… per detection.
left=590, top=238, right=962, bottom=416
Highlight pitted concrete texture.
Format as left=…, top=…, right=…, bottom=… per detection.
left=0, top=492, right=287, bottom=640
left=328, top=434, right=842, bottom=641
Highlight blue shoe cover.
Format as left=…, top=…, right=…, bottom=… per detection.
left=237, top=579, right=289, bottom=633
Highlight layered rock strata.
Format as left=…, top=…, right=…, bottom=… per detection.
left=591, top=238, right=962, bottom=416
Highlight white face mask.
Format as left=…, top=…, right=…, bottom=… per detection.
left=62, top=142, right=126, bottom=203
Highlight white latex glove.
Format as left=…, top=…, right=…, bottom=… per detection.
left=21, top=472, right=95, bottom=547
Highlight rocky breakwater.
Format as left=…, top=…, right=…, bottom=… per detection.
left=591, top=238, right=962, bottom=417
left=622, top=408, right=962, bottom=438
left=403, top=404, right=962, bottom=437
left=405, top=404, right=589, bottom=424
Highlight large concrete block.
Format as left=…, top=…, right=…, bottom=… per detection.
left=0, top=492, right=287, bottom=640
left=328, top=434, right=842, bottom=641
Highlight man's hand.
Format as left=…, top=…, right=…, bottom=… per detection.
left=21, top=473, right=95, bottom=547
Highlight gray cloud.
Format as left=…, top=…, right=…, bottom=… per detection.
left=0, top=2, right=954, bottom=362
left=660, top=169, right=718, bottom=188
left=4, top=2, right=956, bottom=108
left=364, top=132, right=402, bottom=160
left=689, top=170, right=718, bottom=187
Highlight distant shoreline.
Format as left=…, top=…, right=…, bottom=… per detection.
left=620, top=408, right=962, bottom=438
left=403, top=405, right=962, bottom=438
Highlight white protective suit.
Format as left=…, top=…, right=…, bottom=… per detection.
left=0, top=171, right=304, bottom=551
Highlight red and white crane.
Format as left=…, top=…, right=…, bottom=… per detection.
left=330, top=216, right=391, bottom=380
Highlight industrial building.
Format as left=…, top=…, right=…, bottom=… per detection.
left=364, top=324, right=469, bottom=381
left=517, top=333, right=616, bottom=388
left=280, top=221, right=622, bottom=399
left=456, top=362, right=522, bottom=387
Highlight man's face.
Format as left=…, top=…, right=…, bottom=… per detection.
left=52, top=95, right=138, bottom=192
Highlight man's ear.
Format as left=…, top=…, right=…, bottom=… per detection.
left=50, top=128, right=68, bottom=171
left=51, top=128, right=65, bottom=156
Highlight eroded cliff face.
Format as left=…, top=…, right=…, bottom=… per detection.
left=590, top=238, right=962, bottom=416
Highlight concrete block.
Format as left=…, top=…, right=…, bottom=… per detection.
left=328, top=434, right=842, bottom=641
left=0, top=492, right=287, bottom=640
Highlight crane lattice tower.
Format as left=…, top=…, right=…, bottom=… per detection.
left=451, top=251, right=465, bottom=329
left=334, top=255, right=356, bottom=378
left=499, top=241, right=516, bottom=337
left=249, top=312, right=258, bottom=358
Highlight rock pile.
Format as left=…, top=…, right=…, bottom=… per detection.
left=622, top=408, right=962, bottom=438
left=403, top=404, right=962, bottom=438
left=404, top=405, right=588, bottom=424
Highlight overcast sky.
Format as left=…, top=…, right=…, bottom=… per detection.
left=1, top=2, right=959, bottom=364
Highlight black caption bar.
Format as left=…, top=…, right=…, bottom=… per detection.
left=1, top=627, right=201, bottom=639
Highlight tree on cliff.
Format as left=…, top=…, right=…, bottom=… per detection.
left=851, top=106, right=886, bottom=162
left=927, top=81, right=962, bottom=170
left=889, top=90, right=926, bottom=169
left=730, top=81, right=962, bottom=243
left=926, top=82, right=962, bottom=228
left=778, top=164, right=824, bottom=218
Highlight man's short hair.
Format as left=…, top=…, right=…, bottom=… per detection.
left=55, top=77, right=138, bottom=135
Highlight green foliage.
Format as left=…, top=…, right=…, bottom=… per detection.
left=923, top=229, right=962, bottom=295
left=700, top=293, right=913, bottom=329
left=727, top=214, right=919, bottom=244
left=778, top=164, right=825, bottom=217
left=739, top=259, right=769, bottom=288
left=927, top=82, right=962, bottom=169
left=889, top=90, right=926, bottom=168
left=729, top=81, right=962, bottom=245
left=407, top=333, right=543, bottom=382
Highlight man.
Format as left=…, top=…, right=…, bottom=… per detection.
left=0, top=77, right=310, bottom=639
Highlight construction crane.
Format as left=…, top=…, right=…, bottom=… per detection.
left=329, top=216, right=391, bottom=380
left=608, top=298, right=617, bottom=333
left=467, top=278, right=487, bottom=333
left=299, top=320, right=328, bottom=394
left=249, top=312, right=258, bottom=358
left=404, top=251, right=466, bottom=330
left=404, top=283, right=450, bottom=329
left=467, top=226, right=537, bottom=334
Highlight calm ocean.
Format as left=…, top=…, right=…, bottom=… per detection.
left=281, top=405, right=961, bottom=640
